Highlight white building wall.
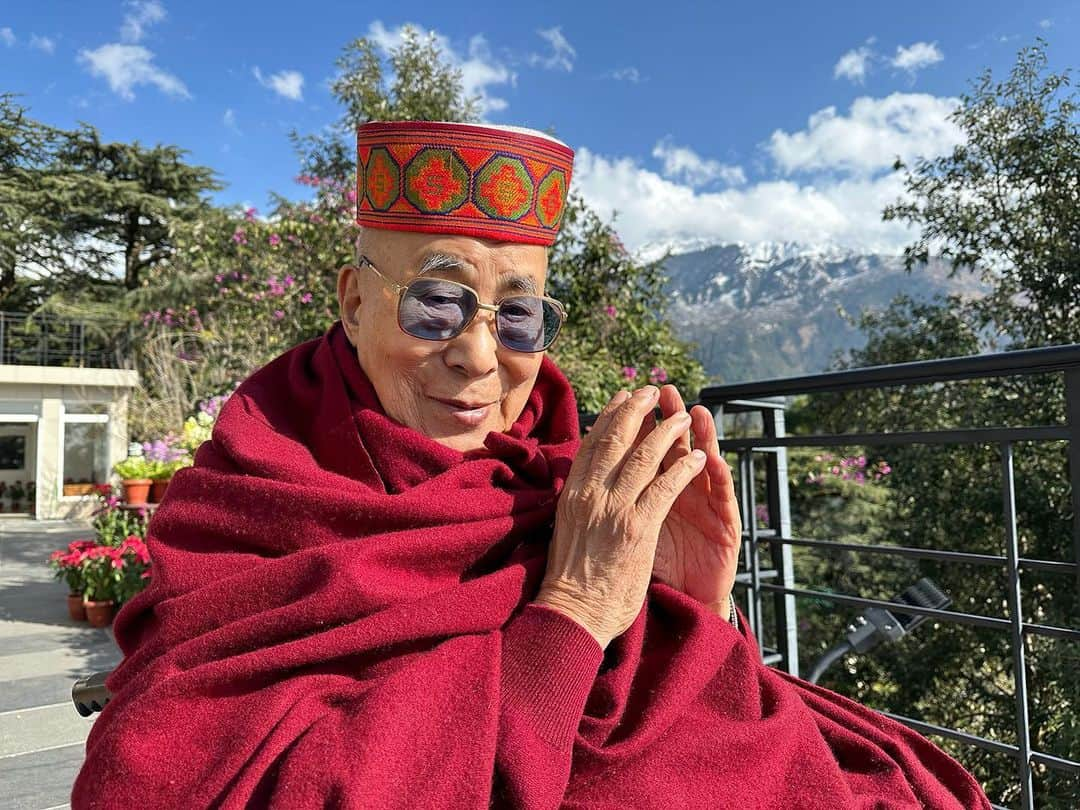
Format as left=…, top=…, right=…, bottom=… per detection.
left=0, top=366, right=139, bottom=520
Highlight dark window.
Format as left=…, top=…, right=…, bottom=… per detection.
left=0, top=436, right=26, bottom=470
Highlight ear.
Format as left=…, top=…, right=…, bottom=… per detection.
left=337, top=265, right=361, bottom=344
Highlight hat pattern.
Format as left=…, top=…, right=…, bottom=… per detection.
left=356, top=122, right=574, bottom=246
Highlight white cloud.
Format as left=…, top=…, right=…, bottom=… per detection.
left=223, top=108, right=240, bottom=134
left=608, top=66, right=640, bottom=83
left=29, top=34, right=55, bottom=54
left=529, top=26, right=575, bottom=72
left=768, top=93, right=962, bottom=175
left=1039, top=19, right=1053, bottom=30
left=834, top=39, right=875, bottom=83
left=366, top=21, right=515, bottom=117
left=1, top=27, right=14, bottom=47
left=254, top=66, right=304, bottom=101
left=78, top=43, right=190, bottom=100
left=890, top=41, right=943, bottom=75
left=573, top=146, right=916, bottom=254
left=121, top=0, right=166, bottom=43
left=652, top=137, right=745, bottom=187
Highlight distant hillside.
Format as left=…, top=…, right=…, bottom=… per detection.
left=648, top=241, right=988, bottom=384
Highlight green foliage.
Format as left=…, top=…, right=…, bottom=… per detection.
left=884, top=39, right=1080, bottom=348
left=54, top=125, right=222, bottom=292
left=113, top=456, right=157, bottom=480
left=0, top=93, right=69, bottom=307
left=292, top=25, right=481, bottom=185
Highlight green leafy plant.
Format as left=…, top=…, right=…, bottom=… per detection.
left=113, top=456, right=156, bottom=480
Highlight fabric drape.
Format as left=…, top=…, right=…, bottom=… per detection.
left=72, top=321, right=990, bottom=809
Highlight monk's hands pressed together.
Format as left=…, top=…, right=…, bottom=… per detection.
left=536, top=384, right=738, bottom=651
left=641, top=385, right=741, bottom=621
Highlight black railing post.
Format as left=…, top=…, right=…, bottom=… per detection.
left=1065, top=370, right=1080, bottom=594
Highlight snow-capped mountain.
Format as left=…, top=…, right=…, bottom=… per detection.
left=645, top=241, right=988, bottom=384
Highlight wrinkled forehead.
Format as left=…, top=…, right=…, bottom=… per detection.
left=357, top=227, right=548, bottom=293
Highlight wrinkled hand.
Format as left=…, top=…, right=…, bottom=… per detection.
left=634, top=385, right=741, bottom=618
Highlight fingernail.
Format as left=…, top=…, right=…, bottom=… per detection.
left=613, top=390, right=630, bottom=404
left=675, top=412, right=691, bottom=424
left=691, top=449, right=706, bottom=461
left=635, top=386, right=657, bottom=399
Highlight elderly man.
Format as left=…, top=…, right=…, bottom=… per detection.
left=72, top=121, right=989, bottom=809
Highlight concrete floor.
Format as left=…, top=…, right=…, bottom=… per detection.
left=0, top=518, right=123, bottom=810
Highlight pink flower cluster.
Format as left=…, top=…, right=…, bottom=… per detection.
left=806, top=453, right=892, bottom=486
left=620, top=365, right=669, bottom=384
left=142, top=308, right=203, bottom=330
left=49, top=539, right=97, bottom=568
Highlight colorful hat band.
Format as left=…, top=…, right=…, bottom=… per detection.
left=356, top=121, right=574, bottom=246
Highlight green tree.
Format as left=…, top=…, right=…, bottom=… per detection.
left=0, top=94, right=67, bottom=307
left=884, top=39, right=1080, bottom=348
left=292, top=24, right=481, bottom=185
left=54, top=125, right=221, bottom=292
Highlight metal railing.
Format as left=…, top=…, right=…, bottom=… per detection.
left=693, top=344, right=1080, bottom=810
left=0, top=311, right=134, bottom=368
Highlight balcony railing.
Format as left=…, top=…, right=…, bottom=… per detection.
left=691, top=344, right=1080, bottom=810
left=0, top=310, right=135, bottom=369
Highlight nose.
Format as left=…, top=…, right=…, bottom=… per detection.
left=443, top=307, right=500, bottom=376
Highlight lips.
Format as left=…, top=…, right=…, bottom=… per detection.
left=433, top=397, right=496, bottom=410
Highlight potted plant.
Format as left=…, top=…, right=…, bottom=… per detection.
left=80, top=545, right=122, bottom=627
left=113, top=456, right=156, bottom=506
left=8, top=480, right=25, bottom=512
left=91, top=487, right=148, bottom=546
left=115, top=535, right=152, bottom=605
left=48, top=539, right=96, bottom=620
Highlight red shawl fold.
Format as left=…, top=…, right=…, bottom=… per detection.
left=72, top=321, right=990, bottom=809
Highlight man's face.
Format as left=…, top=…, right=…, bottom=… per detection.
left=337, top=228, right=550, bottom=454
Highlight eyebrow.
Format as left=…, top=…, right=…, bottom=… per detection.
left=417, top=253, right=538, bottom=295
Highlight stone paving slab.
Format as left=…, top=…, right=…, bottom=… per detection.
left=0, top=520, right=120, bottom=810
left=2, top=743, right=84, bottom=810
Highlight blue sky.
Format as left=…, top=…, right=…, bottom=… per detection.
left=2, top=1, right=1076, bottom=253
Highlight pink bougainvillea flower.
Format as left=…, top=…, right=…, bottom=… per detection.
left=605, top=305, right=617, bottom=318
left=622, top=366, right=637, bottom=380
left=268, top=233, right=281, bottom=246
left=300, top=292, right=313, bottom=304
left=273, top=310, right=285, bottom=320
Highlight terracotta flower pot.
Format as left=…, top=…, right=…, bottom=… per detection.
left=84, top=599, right=116, bottom=628
left=121, top=479, right=153, bottom=506
left=149, top=478, right=171, bottom=503
left=67, top=593, right=87, bottom=621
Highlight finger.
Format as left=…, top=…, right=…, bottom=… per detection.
left=657, top=385, right=692, bottom=470
left=569, top=389, right=631, bottom=489
left=635, top=448, right=708, bottom=521
left=611, top=408, right=693, bottom=501
left=583, top=386, right=660, bottom=488
left=688, top=405, right=718, bottom=496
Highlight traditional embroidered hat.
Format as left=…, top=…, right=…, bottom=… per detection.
left=356, top=121, right=573, bottom=246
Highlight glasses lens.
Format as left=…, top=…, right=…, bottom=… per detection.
left=496, top=295, right=562, bottom=352
left=399, top=279, right=476, bottom=340
left=399, top=279, right=562, bottom=352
